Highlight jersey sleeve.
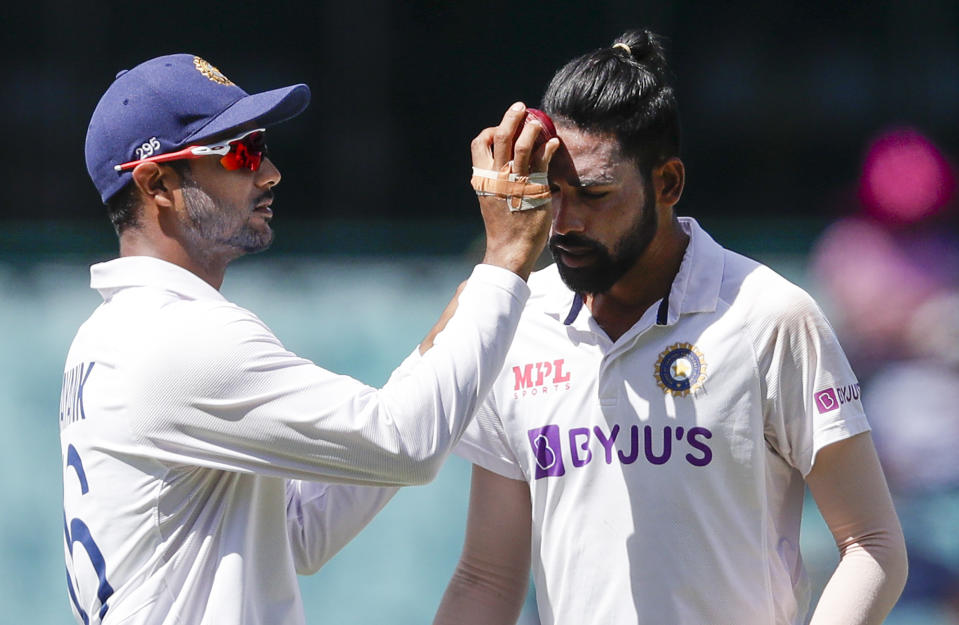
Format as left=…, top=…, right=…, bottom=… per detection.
left=285, top=479, right=399, bottom=574
left=755, top=282, right=871, bottom=477
left=123, top=264, right=529, bottom=486
left=390, top=347, right=526, bottom=480
left=454, top=391, right=526, bottom=481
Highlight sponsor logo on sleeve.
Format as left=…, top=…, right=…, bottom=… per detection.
left=814, top=383, right=861, bottom=414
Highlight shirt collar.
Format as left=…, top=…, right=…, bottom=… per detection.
left=559, top=216, right=725, bottom=327
left=90, top=256, right=227, bottom=303
left=659, top=216, right=725, bottom=324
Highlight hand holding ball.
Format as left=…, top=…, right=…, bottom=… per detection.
left=524, top=108, right=558, bottom=146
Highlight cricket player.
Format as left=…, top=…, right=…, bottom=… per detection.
left=62, top=53, right=558, bottom=624
left=432, top=30, right=908, bottom=624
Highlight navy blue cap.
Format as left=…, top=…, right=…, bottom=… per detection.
left=85, top=53, right=311, bottom=204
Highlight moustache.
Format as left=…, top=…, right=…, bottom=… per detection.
left=548, top=233, right=605, bottom=253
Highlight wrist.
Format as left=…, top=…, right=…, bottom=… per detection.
left=481, top=246, right=539, bottom=281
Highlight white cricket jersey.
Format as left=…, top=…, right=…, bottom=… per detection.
left=456, top=218, right=870, bottom=625
left=59, top=256, right=529, bottom=625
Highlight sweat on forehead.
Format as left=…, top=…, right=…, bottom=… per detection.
left=551, top=125, right=636, bottom=185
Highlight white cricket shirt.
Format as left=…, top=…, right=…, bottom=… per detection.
left=456, top=218, right=869, bottom=625
left=60, top=257, right=529, bottom=625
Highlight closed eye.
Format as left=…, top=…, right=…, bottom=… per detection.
left=579, top=189, right=609, bottom=199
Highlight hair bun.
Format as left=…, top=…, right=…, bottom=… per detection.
left=613, top=29, right=668, bottom=69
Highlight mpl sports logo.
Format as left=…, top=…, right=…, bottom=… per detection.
left=814, top=382, right=862, bottom=414
left=512, top=358, right=571, bottom=399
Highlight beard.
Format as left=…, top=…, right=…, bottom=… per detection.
left=180, top=179, right=273, bottom=255
left=549, top=188, right=658, bottom=295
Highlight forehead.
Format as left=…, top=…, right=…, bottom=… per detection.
left=550, top=125, right=636, bottom=185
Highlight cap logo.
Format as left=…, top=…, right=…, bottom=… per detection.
left=193, top=56, right=234, bottom=86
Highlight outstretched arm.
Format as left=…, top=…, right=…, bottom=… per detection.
left=806, top=432, right=908, bottom=625
left=126, top=104, right=559, bottom=487
left=285, top=480, right=400, bottom=574
left=434, top=465, right=533, bottom=625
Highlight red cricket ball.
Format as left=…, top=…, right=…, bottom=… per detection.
left=525, top=108, right=558, bottom=144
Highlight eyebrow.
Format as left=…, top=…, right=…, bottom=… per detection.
left=572, top=174, right=618, bottom=187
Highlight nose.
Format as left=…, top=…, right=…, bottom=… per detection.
left=255, top=157, right=281, bottom=188
left=551, top=189, right=585, bottom=236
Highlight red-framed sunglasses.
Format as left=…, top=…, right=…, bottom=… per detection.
left=114, top=128, right=268, bottom=173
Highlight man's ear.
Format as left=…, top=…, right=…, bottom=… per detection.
left=654, top=157, right=685, bottom=209
left=130, top=163, right=180, bottom=210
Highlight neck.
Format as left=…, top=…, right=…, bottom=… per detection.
left=119, top=230, right=229, bottom=290
left=586, top=217, right=689, bottom=341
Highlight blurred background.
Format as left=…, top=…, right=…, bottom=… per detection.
left=3, top=0, right=957, bottom=623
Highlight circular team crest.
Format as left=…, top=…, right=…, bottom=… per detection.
left=193, top=56, right=235, bottom=85
left=654, top=342, right=707, bottom=396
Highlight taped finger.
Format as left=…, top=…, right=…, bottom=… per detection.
left=470, top=164, right=551, bottom=211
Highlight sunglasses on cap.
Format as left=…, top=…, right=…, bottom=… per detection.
left=114, top=127, right=268, bottom=173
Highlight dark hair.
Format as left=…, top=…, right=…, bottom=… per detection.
left=105, top=161, right=192, bottom=235
left=106, top=183, right=140, bottom=235
left=542, top=29, right=680, bottom=175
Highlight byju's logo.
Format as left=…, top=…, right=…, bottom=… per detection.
left=814, top=383, right=861, bottom=414
left=526, top=423, right=713, bottom=479
left=513, top=359, right=571, bottom=398
left=528, top=425, right=566, bottom=478
left=814, top=388, right=838, bottom=413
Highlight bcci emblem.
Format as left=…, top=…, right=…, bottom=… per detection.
left=655, top=342, right=707, bottom=396
left=193, top=56, right=235, bottom=86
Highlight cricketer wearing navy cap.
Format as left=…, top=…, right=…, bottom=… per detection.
left=86, top=53, right=310, bottom=204
left=62, top=54, right=559, bottom=624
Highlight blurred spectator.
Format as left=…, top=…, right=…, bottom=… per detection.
left=810, top=127, right=959, bottom=622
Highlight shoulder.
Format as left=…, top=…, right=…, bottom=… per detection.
left=158, top=295, right=273, bottom=342
left=719, top=249, right=824, bottom=328
left=125, top=295, right=284, bottom=382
